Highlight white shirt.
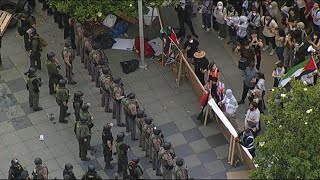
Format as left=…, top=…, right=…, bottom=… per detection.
left=295, top=0, right=306, bottom=9
left=256, top=79, right=266, bottom=92
left=244, top=108, right=260, bottom=130
left=312, top=8, right=320, bottom=26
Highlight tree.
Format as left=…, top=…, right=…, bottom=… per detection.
left=250, top=80, right=320, bottom=179
left=48, top=0, right=177, bottom=22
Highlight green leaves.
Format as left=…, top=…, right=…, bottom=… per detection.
left=48, top=0, right=177, bottom=22
left=250, top=80, right=320, bottom=179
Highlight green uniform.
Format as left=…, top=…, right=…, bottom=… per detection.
left=56, top=87, right=70, bottom=122
left=80, top=111, right=93, bottom=148
left=159, top=148, right=176, bottom=179
left=75, top=121, right=90, bottom=159
left=152, top=134, right=164, bottom=175
left=46, top=59, right=61, bottom=94
left=73, top=99, right=83, bottom=121
left=173, top=166, right=189, bottom=180
left=30, top=35, right=41, bottom=69
left=116, top=141, right=129, bottom=178
left=27, top=75, right=41, bottom=110
left=142, top=123, right=154, bottom=157
left=110, top=82, right=124, bottom=124
left=100, top=74, right=112, bottom=112
left=124, top=99, right=139, bottom=140
left=63, top=47, right=76, bottom=84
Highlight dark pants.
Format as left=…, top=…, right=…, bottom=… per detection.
left=24, top=33, right=30, bottom=51
left=58, top=102, right=68, bottom=122
left=218, top=23, right=227, bottom=38
left=248, top=148, right=256, bottom=158
left=118, top=157, right=128, bottom=178
left=152, top=149, right=161, bottom=174
left=202, top=13, right=212, bottom=29
left=237, top=36, right=247, bottom=45
left=128, top=115, right=137, bottom=140
left=53, top=10, right=64, bottom=28
left=30, top=53, right=41, bottom=69
left=104, top=148, right=113, bottom=166
left=177, top=14, right=196, bottom=38
left=29, top=91, right=39, bottom=109
left=124, top=110, right=130, bottom=132
left=195, top=70, right=205, bottom=85
left=113, top=99, right=122, bottom=124
left=101, top=90, right=112, bottom=112
left=78, top=138, right=88, bottom=159
left=256, top=52, right=261, bottom=70
left=65, top=63, right=74, bottom=83
left=276, top=46, right=284, bottom=62
left=264, top=36, right=276, bottom=49
left=240, top=83, right=254, bottom=102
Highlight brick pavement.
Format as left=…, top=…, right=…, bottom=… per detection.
left=0, top=4, right=253, bottom=179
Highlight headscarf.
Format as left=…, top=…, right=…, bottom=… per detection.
left=226, top=89, right=233, bottom=99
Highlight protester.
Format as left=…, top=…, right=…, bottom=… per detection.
left=193, top=49, right=209, bottom=85
left=272, top=61, right=285, bottom=87
left=219, top=89, right=238, bottom=118
left=261, top=12, right=278, bottom=56
left=275, top=28, right=286, bottom=62
left=244, top=102, right=260, bottom=137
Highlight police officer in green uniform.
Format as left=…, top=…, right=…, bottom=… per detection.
left=27, top=28, right=41, bottom=70
left=137, top=110, right=146, bottom=148
left=141, top=117, right=153, bottom=152
left=124, top=93, right=139, bottom=140
left=173, top=158, right=189, bottom=180
left=151, top=128, right=164, bottom=176
left=75, top=116, right=91, bottom=161
left=46, top=52, right=63, bottom=95
left=81, top=165, right=102, bottom=180
left=8, top=159, right=24, bottom=180
left=95, top=59, right=108, bottom=88
left=128, top=157, right=144, bottom=179
left=17, top=5, right=36, bottom=51
left=63, top=40, right=77, bottom=85
left=80, top=103, right=95, bottom=151
left=159, top=142, right=176, bottom=179
left=100, top=67, right=113, bottom=112
left=82, top=31, right=92, bottom=69
left=25, top=67, right=43, bottom=111
left=56, top=79, right=71, bottom=123
left=74, top=22, right=83, bottom=56
left=102, top=123, right=114, bottom=169
left=116, top=132, right=130, bottom=178
left=73, top=91, right=83, bottom=121
left=110, top=77, right=125, bottom=127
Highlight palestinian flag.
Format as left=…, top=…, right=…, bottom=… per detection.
left=279, top=57, right=318, bottom=87
left=165, top=28, right=179, bottom=59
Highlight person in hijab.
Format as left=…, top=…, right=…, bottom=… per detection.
left=194, top=49, right=209, bottom=85
left=214, top=1, right=227, bottom=40
left=219, top=89, right=238, bottom=118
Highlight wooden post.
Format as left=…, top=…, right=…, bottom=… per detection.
left=158, top=9, right=165, bottom=66
left=204, top=105, right=210, bottom=126
left=230, top=137, right=236, bottom=166
left=228, top=136, right=233, bottom=162
left=237, top=143, right=244, bottom=162
left=177, top=52, right=183, bottom=86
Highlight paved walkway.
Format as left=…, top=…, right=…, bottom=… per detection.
left=0, top=4, right=284, bottom=180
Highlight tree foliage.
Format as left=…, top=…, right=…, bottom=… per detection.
left=48, top=0, right=176, bottom=22
left=250, top=80, right=320, bottom=179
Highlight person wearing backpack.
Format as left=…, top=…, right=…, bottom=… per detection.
left=141, top=117, right=153, bottom=152
left=95, top=59, right=108, bottom=88
left=82, top=31, right=93, bottom=70
left=144, top=117, right=155, bottom=159
left=27, top=27, right=42, bottom=70
left=159, top=142, right=176, bottom=179
left=110, top=77, right=126, bottom=127
left=75, top=116, right=91, bottom=161
left=74, top=22, right=83, bottom=56
left=136, top=110, right=146, bottom=148
left=100, top=67, right=113, bottom=113
left=124, top=93, right=139, bottom=141
left=174, top=158, right=189, bottom=180
left=73, top=91, right=84, bottom=122
left=128, top=157, right=144, bottom=179
left=80, top=103, right=95, bottom=151
left=151, top=128, right=164, bottom=176
left=116, top=132, right=130, bottom=178
left=32, top=157, right=48, bottom=180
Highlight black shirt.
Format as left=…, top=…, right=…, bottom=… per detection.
left=194, top=57, right=209, bottom=73
left=183, top=39, right=199, bottom=58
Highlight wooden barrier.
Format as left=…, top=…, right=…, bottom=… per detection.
left=0, top=10, right=12, bottom=35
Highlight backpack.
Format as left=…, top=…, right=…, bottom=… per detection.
left=127, top=101, right=137, bottom=116
left=134, top=37, right=155, bottom=58
left=100, top=75, right=111, bottom=90
left=120, top=59, right=139, bottom=74
left=111, top=20, right=129, bottom=38
left=103, top=14, right=117, bottom=28
left=162, top=151, right=174, bottom=167
left=113, top=84, right=123, bottom=100
left=145, top=124, right=154, bottom=139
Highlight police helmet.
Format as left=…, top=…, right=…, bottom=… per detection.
left=26, top=67, right=37, bottom=75
left=102, top=67, right=111, bottom=75
left=92, top=42, right=100, bottom=50
left=65, top=40, right=72, bottom=48
left=80, top=116, right=88, bottom=122
left=144, top=117, right=153, bottom=125
left=64, top=163, right=73, bottom=171
left=163, top=142, right=172, bottom=150
left=176, top=158, right=184, bottom=166
left=34, top=157, right=42, bottom=165
left=98, top=59, right=105, bottom=66
left=47, top=52, right=55, bottom=60
left=59, top=79, right=66, bottom=87
left=74, top=91, right=83, bottom=98
left=117, top=132, right=125, bottom=140
left=128, top=93, right=135, bottom=99
left=87, top=164, right=95, bottom=173
left=113, top=77, right=121, bottom=84
left=137, top=110, right=145, bottom=118
left=132, top=156, right=140, bottom=164
left=153, top=128, right=161, bottom=135
left=81, top=103, right=89, bottom=111
left=11, top=158, right=19, bottom=167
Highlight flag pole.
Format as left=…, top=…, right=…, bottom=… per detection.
left=138, top=0, right=147, bottom=69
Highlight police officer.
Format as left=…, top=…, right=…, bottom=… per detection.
left=81, top=165, right=102, bottom=180
left=27, top=27, right=41, bottom=69
left=141, top=117, right=153, bottom=152
left=56, top=79, right=71, bottom=123
left=102, top=123, right=114, bottom=169
left=100, top=67, right=113, bottom=113
left=82, top=31, right=92, bottom=69
left=80, top=103, right=95, bottom=151
left=173, top=158, right=189, bottom=180
left=25, top=67, right=43, bottom=111
left=159, top=142, right=176, bottom=180
left=90, top=43, right=107, bottom=83
left=17, top=5, right=36, bottom=51
left=18, top=170, right=31, bottom=180
left=95, top=59, right=108, bottom=88
left=151, top=128, right=164, bottom=176
left=236, top=128, right=255, bottom=157
left=73, top=91, right=84, bottom=121
left=8, top=158, right=23, bottom=180
left=110, top=76, right=125, bottom=127
left=136, top=110, right=146, bottom=147
left=46, top=52, right=63, bottom=95
left=124, top=93, right=139, bottom=140
left=63, top=40, right=77, bottom=85
left=32, top=157, right=48, bottom=180
left=116, top=132, right=130, bottom=178
left=143, top=117, right=154, bottom=158
left=74, top=22, right=83, bottom=56
left=63, top=163, right=76, bottom=180
left=128, top=157, right=144, bottom=179
left=75, top=116, right=91, bottom=161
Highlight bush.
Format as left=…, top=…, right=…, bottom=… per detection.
left=250, top=80, right=320, bottom=179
